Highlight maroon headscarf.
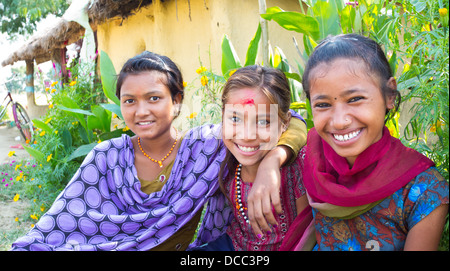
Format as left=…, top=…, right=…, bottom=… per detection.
left=303, top=126, right=434, bottom=207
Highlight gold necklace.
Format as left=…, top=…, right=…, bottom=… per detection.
left=137, top=128, right=178, bottom=168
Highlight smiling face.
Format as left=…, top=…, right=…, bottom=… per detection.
left=309, top=58, right=395, bottom=166
left=222, top=87, right=286, bottom=169
left=120, top=71, right=181, bottom=141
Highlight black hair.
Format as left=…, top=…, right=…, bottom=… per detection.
left=115, top=51, right=184, bottom=103
left=302, top=34, right=401, bottom=120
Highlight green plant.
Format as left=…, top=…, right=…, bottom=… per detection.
left=259, top=0, right=448, bottom=250
left=190, top=23, right=312, bottom=127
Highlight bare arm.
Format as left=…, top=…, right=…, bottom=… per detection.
left=404, top=204, right=448, bottom=251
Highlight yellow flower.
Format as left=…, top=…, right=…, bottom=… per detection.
left=122, top=126, right=130, bottom=132
left=97, top=139, right=102, bottom=144
left=54, top=130, right=58, bottom=135
left=8, top=151, right=15, bottom=157
left=50, top=81, right=58, bottom=87
left=16, top=172, right=23, bottom=181
left=183, top=81, right=187, bottom=88
left=15, top=217, right=19, bottom=222
left=430, top=120, right=444, bottom=133
left=196, top=66, right=207, bottom=74
left=13, top=194, right=20, bottom=202
left=25, top=139, right=30, bottom=144
left=229, top=69, right=237, bottom=76
left=48, top=103, right=54, bottom=109
left=200, top=75, right=208, bottom=86
left=39, top=131, right=46, bottom=136
left=15, top=164, right=21, bottom=171
left=51, top=88, right=56, bottom=93
left=45, top=87, right=50, bottom=92
left=113, top=124, right=118, bottom=129
left=38, top=185, right=42, bottom=189
left=69, top=81, right=77, bottom=86
left=439, top=8, right=448, bottom=16
left=45, top=118, right=52, bottom=124
left=40, top=205, right=45, bottom=212
left=30, top=214, right=38, bottom=220
left=188, top=112, right=198, bottom=119
left=47, top=153, right=52, bottom=162
left=112, top=114, right=118, bottom=119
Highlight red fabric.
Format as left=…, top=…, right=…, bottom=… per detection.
left=303, top=126, right=435, bottom=207
left=278, top=205, right=313, bottom=251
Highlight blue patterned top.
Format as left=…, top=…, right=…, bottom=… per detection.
left=313, top=167, right=449, bottom=251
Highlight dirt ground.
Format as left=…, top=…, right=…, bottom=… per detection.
left=0, top=125, right=33, bottom=250
left=0, top=125, right=31, bottom=163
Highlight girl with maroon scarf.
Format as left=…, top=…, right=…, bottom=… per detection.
left=281, top=34, right=448, bottom=251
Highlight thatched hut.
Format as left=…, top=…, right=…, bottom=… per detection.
left=1, top=0, right=153, bottom=118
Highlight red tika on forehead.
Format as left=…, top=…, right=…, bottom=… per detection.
left=241, top=98, right=255, bottom=105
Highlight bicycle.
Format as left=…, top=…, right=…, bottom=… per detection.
left=0, top=74, right=35, bottom=142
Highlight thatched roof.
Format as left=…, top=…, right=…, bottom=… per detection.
left=1, top=0, right=153, bottom=67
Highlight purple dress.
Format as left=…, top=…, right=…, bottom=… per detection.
left=11, top=124, right=232, bottom=251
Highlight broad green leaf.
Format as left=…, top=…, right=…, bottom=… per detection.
left=91, top=105, right=111, bottom=132
left=57, top=96, right=88, bottom=129
left=388, top=50, right=397, bottom=75
left=32, top=119, right=53, bottom=134
left=284, top=72, right=301, bottom=82
left=57, top=105, right=94, bottom=116
left=99, top=129, right=130, bottom=141
left=60, top=128, right=73, bottom=151
left=77, top=123, right=92, bottom=144
left=261, top=8, right=320, bottom=41
left=22, top=145, right=45, bottom=163
left=100, top=50, right=120, bottom=105
left=410, top=0, right=427, bottom=12
left=311, top=1, right=342, bottom=39
left=66, top=142, right=98, bottom=162
left=100, top=103, right=123, bottom=119
left=340, top=5, right=356, bottom=34
left=273, top=47, right=290, bottom=72
left=221, top=35, right=242, bottom=76
left=244, top=23, right=262, bottom=66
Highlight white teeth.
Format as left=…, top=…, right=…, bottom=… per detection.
left=333, top=130, right=361, bottom=142
left=138, top=121, right=153, bottom=125
left=237, top=144, right=259, bottom=152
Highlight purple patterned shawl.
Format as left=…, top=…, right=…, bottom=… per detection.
left=11, top=124, right=232, bottom=251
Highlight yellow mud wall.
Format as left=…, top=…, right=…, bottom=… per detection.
left=97, top=0, right=304, bottom=126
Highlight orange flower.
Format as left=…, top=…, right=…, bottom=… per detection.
left=200, top=75, right=208, bottom=86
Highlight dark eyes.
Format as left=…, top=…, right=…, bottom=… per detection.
left=313, top=96, right=364, bottom=108
left=122, top=96, right=160, bottom=104
left=349, top=96, right=364, bottom=103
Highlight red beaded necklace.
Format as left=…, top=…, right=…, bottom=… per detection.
left=234, top=163, right=250, bottom=224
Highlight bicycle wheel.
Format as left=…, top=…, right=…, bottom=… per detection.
left=12, top=102, right=34, bottom=142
